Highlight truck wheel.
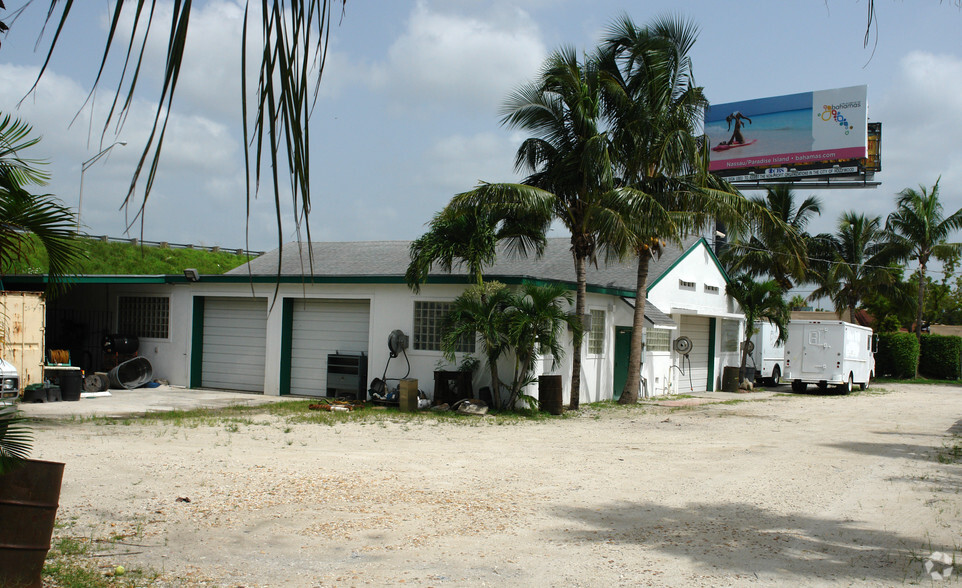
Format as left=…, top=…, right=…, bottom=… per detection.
left=839, top=374, right=853, bottom=394
left=791, top=380, right=806, bottom=393
left=770, top=365, right=781, bottom=386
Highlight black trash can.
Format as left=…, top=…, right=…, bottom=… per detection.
left=59, top=371, right=82, bottom=401
left=722, top=366, right=740, bottom=392
left=538, top=375, right=563, bottom=415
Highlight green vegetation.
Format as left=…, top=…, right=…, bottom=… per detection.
left=919, top=334, right=962, bottom=380
left=4, top=234, right=252, bottom=275
left=876, top=332, right=921, bottom=378
left=44, top=533, right=158, bottom=587
left=937, top=435, right=962, bottom=464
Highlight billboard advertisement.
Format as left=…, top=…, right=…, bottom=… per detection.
left=705, top=85, right=867, bottom=173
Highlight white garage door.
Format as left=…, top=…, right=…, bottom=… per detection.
left=202, top=297, right=268, bottom=392
left=290, top=299, right=370, bottom=397
left=679, top=315, right=711, bottom=392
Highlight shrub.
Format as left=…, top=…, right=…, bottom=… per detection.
left=919, top=334, right=962, bottom=380
left=875, top=332, right=919, bottom=379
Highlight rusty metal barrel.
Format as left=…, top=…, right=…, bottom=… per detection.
left=0, top=459, right=65, bottom=588
left=538, top=375, right=564, bottom=415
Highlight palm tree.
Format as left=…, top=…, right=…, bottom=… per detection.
left=441, top=283, right=514, bottom=409
left=723, top=184, right=821, bottom=290
left=725, top=274, right=789, bottom=378
left=405, top=208, right=548, bottom=294
left=885, top=179, right=962, bottom=338
left=809, top=212, right=896, bottom=323
left=448, top=47, right=620, bottom=410
left=599, top=15, right=762, bottom=404
left=504, top=283, right=581, bottom=409
left=13, top=1, right=347, bottom=255
left=0, top=114, right=81, bottom=294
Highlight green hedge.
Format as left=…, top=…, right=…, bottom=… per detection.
left=876, top=332, right=919, bottom=379
left=919, top=334, right=962, bottom=380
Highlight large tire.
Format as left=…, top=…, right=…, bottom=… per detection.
left=838, top=373, right=853, bottom=394
left=791, top=379, right=807, bottom=393
left=770, top=365, right=781, bottom=386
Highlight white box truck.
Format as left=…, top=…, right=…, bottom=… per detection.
left=749, top=320, right=785, bottom=385
left=783, top=320, right=875, bottom=393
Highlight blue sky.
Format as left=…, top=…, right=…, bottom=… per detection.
left=1, top=1, right=961, bottom=268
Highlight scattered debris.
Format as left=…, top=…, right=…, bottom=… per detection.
left=175, top=496, right=191, bottom=503
left=309, top=398, right=365, bottom=412
left=453, top=398, right=488, bottom=416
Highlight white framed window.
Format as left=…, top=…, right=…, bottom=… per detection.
left=587, top=309, right=606, bottom=355
left=721, top=319, right=740, bottom=353
left=118, top=296, right=170, bottom=339
left=413, top=301, right=475, bottom=353
left=704, top=285, right=719, bottom=294
left=645, top=329, right=671, bottom=352
left=679, top=279, right=696, bottom=290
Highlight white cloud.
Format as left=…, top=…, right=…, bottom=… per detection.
left=371, top=1, right=547, bottom=115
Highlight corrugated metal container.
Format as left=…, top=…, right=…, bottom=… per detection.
left=0, top=292, right=46, bottom=391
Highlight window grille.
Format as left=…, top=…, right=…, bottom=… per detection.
left=679, top=279, right=696, bottom=290
left=413, top=301, right=475, bottom=352
left=118, top=296, right=170, bottom=339
left=721, top=319, right=740, bottom=352
left=704, top=285, right=720, bottom=294
left=645, top=329, right=671, bottom=352
left=588, top=309, right=606, bottom=354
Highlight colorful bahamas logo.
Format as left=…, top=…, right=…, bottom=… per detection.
left=819, top=104, right=856, bottom=135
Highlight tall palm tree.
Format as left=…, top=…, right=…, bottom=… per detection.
left=885, top=179, right=962, bottom=338
left=725, top=274, right=789, bottom=378
left=599, top=15, right=761, bottom=404
left=0, top=114, right=81, bottom=294
left=448, top=47, right=621, bottom=409
left=723, top=184, right=821, bottom=290
left=809, top=212, right=895, bottom=323
left=405, top=208, right=548, bottom=294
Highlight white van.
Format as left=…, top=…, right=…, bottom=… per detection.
left=749, top=320, right=785, bottom=384
left=783, top=320, right=875, bottom=393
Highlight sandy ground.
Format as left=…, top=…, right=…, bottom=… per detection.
left=29, top=383, right=962, bottom=587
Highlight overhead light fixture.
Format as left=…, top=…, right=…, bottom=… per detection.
left=184, top=268, right=200, bottom=282
left=715, top=230, right=727, bottom=239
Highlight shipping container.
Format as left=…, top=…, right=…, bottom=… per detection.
left=0, top=291, right=46, bottom=391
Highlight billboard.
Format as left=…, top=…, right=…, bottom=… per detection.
left=705, top=85, right=867, bottom=173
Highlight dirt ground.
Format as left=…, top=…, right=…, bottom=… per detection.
left=30, top=383, right=962, bottom=587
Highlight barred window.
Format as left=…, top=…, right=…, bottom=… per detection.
left=118, top=296, right=169, bottom=339
left=721, top=319, right=740, bottom=353
left=413, top=301, right=475, bottom=352
left=588, top=309, right=606, bottom=355
left=645, top=329, right=671, bottom=352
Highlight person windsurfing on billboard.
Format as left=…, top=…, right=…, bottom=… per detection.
left=724, top=111, right=752, bottom=145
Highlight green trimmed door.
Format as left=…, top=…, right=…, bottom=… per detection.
left=613, top=327, right=633, bottom=401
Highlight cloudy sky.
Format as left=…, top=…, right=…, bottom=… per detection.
left=1, top=1, right=961, bottom=266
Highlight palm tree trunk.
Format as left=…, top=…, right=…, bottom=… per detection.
left=570, top=253, right=587, bottom=410
left=915, top=263, right=926, bottom=378
left=916, top=264, right=926, bottom=340
left=619, top=251, right=649, bottom=404
left=489, top=359, right=501, bottom=409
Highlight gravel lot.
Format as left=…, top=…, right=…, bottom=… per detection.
left=30, top=383, right=962, bottom=586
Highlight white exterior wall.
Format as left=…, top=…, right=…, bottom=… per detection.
left=646, top=243, right=743, bottom=393
left=111, top=283, right=192, bottom=387
left=134, top=241, right=743, bottom=400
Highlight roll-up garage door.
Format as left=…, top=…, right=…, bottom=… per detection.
left=678, top=315, right=711, bottom=392
left=202, top=297, right=268, bottom=392
left=290, top=299, right=370, bottom=397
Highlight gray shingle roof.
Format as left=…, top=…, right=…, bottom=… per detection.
left=620, top=297, right=677, bottom=328
left=228, top=235, right=707, bottom=293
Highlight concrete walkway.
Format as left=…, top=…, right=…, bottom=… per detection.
left=17, top=386, right=290, bottom=419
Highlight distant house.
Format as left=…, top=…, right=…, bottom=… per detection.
left=4, top=236, right=744, bottom=403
